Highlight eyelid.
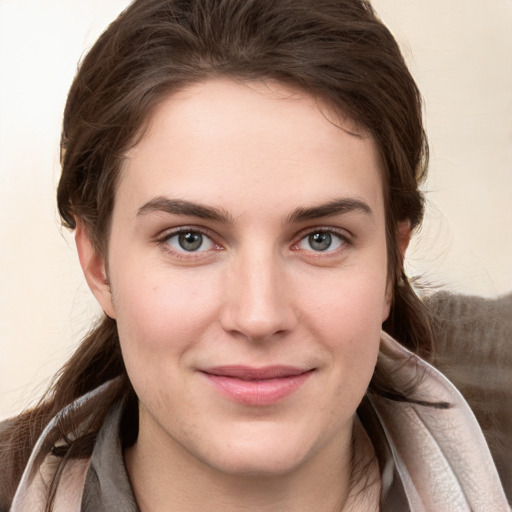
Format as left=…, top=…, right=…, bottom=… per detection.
left=156, top=225, right=224, bottom=258
left=291, top=226, right=352, bottom=253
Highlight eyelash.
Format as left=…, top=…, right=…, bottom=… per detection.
left=155, top=226, right=352, bottom=260
left=156, top=226, right=223, bottom=260
left=292, top=227, right=352, bottom=256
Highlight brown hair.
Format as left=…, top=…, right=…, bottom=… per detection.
left=1, top=0, right=432, bottom=508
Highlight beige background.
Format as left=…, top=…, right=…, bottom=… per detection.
left=1, top=0, right=511, bottom=419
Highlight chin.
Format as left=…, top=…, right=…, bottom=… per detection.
left=210, top=447, right=308, bottom=478
left=194, top=421, right=328, bottom=478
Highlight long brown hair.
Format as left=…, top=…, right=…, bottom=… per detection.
left=1, top=0, right=432, bottom=508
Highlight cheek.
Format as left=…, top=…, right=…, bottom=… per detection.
left=110, top=265, right=222, bottom=363
left=303, top=263, right=388, bottom=331
left=111, top=271, right=221, bottom=414
left=303, top=264, right=387, bottom=379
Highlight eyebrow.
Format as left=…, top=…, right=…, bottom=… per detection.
left=137, top=196, right=372, bottom=224
left=137, top=197, right=234, bottom=223
left=286, top=198, right=373, bottom=223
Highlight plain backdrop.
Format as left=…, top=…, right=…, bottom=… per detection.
left=1, top=0, right=511, bottom=419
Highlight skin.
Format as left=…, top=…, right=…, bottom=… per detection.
left=77, top=78, right=407, bottom=511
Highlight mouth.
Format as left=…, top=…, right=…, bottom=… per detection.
left=199, top=365, right=314, bottom=406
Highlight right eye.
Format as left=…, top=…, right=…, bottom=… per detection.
left=295, top=230, right=346, bottom=253
left=164, top=230, right=216, bottom=252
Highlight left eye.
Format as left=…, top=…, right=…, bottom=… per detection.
left=297, top=231, right=345, bottom=252
left=166, top=231, right=216, bottom=252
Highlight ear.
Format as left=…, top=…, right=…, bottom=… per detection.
left=382, top=219, right=413, bottom=322
left=75, top=220, right=116, bottom=319
left=397, top=219, right=412, bottom=260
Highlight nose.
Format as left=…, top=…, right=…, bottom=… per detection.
left=220, top=247, right=297, bottom=342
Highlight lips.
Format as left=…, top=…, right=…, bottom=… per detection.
left=200, top=365, right=314, bottom=406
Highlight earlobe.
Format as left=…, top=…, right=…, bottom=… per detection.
left=381, top=296, right=391, bottom=323
left=75, top=220, right=116, bottom=319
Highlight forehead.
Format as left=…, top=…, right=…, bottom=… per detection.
left=119, top=78, right=384, bottom=220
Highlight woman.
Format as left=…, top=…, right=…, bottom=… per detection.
left=0, top=0, right=508, bottom=510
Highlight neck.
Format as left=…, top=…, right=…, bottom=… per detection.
left=125, top=415, right=380, bottom=512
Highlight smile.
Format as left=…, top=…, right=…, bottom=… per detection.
left=200, top=365, right=314, bottom=406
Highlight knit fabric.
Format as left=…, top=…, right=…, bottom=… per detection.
left=427, top=291, right=512, bottom=501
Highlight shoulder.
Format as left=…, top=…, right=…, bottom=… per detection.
left=9, top=453, right=90, bottom=512
left=6, top=379, right=124, bottom=511
left=368, top=332, right=510, bottom=510
left=0, top=417, right=19, bottom=512
left=426, top=291, right=512, bottom=501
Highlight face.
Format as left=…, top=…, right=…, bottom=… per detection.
left=80, top=78, right=391, bottom=477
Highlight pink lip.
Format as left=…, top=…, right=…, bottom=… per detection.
left=200, top=365, right=314, bottom=406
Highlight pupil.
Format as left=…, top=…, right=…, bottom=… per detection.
left=309, top=232, right=331, bottom=251
left=179, top=232, right=203, bottom=251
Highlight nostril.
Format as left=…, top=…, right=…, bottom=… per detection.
left=220, top=312, right=293, bottom=342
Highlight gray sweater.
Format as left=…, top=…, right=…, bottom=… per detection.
left=427, top=291, right=512, bottom=502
